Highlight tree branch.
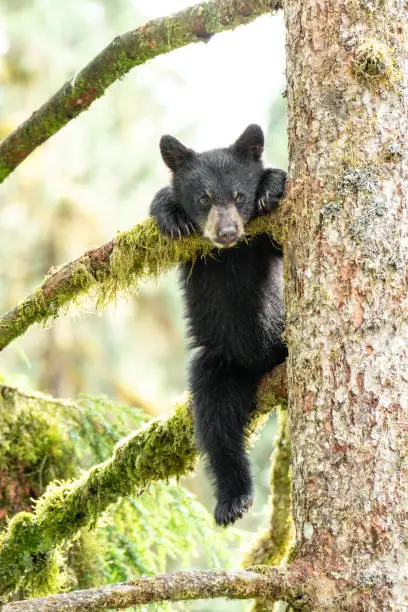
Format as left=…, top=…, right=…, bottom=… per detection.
left=0, top=365, right=287, bottom=600
left=2, top=566, right=310, bottom=611
left=243, top=408, right=294, bottom=569
left=0, top=0, right=282, bottom=183
left=0, top=214, right=281, bottom=352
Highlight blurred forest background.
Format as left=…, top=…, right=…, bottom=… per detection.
left=0, top=0, right=287, bottom=609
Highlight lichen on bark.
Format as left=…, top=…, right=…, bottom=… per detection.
left=284, top=0, right=408, bottom=607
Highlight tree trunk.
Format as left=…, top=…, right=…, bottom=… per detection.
left=284, top=0, right=408, bottom=608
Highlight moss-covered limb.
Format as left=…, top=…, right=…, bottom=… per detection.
left=0, top=364, right=287, bottom=600
left=0, top=385, right=147, bottom=524
left=0, top=214, right=282, bottom=352
left=0, top=383, right=81, bottom=411
left=243, top=408, right=294, bottom=570
left=0, top=0, right=282, bottom=184
left=2, top=565, right=317, bottom=611
left=0, top=238, right=114, bottom=352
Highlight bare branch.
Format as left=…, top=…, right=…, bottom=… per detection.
left=2, top=566, right=310, bottom=611
left=0, top=0, right=282, bottom=183
left=0, top=365, right=287, bottom=599
left=0, top=214, right=281, bottom=352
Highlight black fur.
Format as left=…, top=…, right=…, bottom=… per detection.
left=150, top=125, right=287, bottom=526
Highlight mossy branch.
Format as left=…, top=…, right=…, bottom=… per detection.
left=0, top=0, right=282, bottom=183
left=0, top=365, right=287, bottom=600
left=243, top=408, right=294, bottom=570
left=2, top=565, right=313, bottom=611
left=0, top=214, right=282, bottom=352
left=3, top=563, right=320, bottom=612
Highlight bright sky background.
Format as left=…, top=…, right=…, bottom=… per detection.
left=0, top=0, right=286, bottom=161
left=0, top=0, right=287, bottom=414
left=134, top=0, right=286, bottom=153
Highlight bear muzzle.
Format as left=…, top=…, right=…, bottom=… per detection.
left=204, top=204, right=244, bottom=248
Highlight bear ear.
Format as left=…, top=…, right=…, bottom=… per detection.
left=232, top=124, right=264, bottom=161
left=160, top=135, right=195, bottom=172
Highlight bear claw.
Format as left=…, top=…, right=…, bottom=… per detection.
left=214, top=494, right=254, bottom=527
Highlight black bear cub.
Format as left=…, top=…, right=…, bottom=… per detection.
left=150, top=125, right=287, bottom=527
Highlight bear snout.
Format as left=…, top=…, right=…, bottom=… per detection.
left=204, top=204, right=244, bottom=248
left=216, top=224, right=239, bottom=246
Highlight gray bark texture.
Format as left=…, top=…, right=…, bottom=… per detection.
left=283, top=0, right=408, bottom=609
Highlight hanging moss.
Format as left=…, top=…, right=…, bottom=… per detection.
left=0, top=214, right=282, bottom=352
left=96, top=215, right=280, bottom=306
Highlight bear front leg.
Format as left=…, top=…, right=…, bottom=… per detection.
left=190, top=351, right=259, bottom=527
left=256, top=168, right=287, bottom=214
left=150, top=186, right=195, bottom=238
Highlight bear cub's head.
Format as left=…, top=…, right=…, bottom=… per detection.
left=160, top=124, right=265, bottom=248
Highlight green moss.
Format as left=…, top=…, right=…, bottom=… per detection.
left=256, top=385, right=286, bottom=419
left=0, top=376, right=282, bottom=600
left=1, top=212, right=282, bottom=352
left=243, top=409, right=294, bottom=569
left=0, top=386, right=147, bottom=599
left=267, top=409, right=294, bottom=564
left=353, top=39, right=401, bottom=89
left=2, top=515, right=70, bottom=598
left=0, top=399, right=197, bottom=600
left=0, top=158, right=11, bottom=182
left=0, top=386, right=80, bottom=522
left=195, top=4, right=222, bottom=32
left=25, top=549, right=70, bottom=599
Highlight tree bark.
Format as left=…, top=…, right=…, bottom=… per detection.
left=284, top=0, right=408, bottom=608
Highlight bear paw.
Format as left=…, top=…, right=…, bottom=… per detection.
left=150, top=186, right=196, bottom=239
left=257, top=168, right=287, bottom=213
left=156, top=209, right=195, bottom=239
left=214, top=493, right=254, bottom=527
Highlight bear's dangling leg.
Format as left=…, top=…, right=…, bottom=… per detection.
left=189, top=350, right=259, bottom=527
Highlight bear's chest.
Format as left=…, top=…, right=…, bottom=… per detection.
left=180, top=237, right=284, bottom=367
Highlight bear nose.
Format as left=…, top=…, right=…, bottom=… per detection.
left=217, top=225, right=238, bottom=245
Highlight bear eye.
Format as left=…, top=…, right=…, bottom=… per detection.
left=199, top=194, right=210, bottom=206
left=235, top=192, right=245, bottom=204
